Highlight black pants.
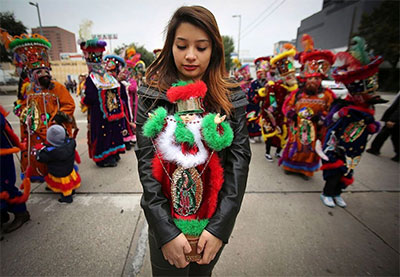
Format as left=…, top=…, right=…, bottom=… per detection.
left=265, top=140, right=282, bottom=155
left=370, top=124, right=399, bottom=155
left=148, top=229, right=224, bottom=276
left=323, top=174, right=343, bottom=197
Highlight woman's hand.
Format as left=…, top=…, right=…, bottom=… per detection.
left=196, top=230, right=222, bottom=265
left=161, top=233, right=191, bottom=268
left=214, top=113, right=226, bottom=124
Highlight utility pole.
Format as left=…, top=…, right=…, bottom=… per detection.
left=232, top=14, right=241, bottom=61
left=29, top=2, right=44, bottom=37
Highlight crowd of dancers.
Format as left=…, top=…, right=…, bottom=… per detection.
left=234, top=34, right=393, bottom=208
left=0, top=30, right=147, bottom=232
left=0, top=28, right=395, bottom=234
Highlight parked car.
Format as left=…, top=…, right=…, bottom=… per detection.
left=322, top=79, right=348, bottom=99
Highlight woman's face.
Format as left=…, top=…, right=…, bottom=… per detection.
left=172, top=22, right=212, bottom=81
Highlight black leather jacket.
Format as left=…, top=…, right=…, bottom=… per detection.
left=135, top=84, right=251, bottom=248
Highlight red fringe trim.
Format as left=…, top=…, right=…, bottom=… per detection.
left=333, top=56, right=383, bottom=84
left=341, top=176, right=354, bottom=186
left=152, top=152, right=224, bottom=220
left=300, top=50, right=335, bottom=65
left=166, top=81, right=207, bottom=103
left=320, top=160, right=344, bottom=170
left=75, top=150, right=81, bottom=164
left=339, top=105, right=375, bottom=117
left=45, top=170, right=81, bottom=193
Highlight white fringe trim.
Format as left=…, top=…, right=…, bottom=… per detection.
left=156, top=115, right=209, bottom=169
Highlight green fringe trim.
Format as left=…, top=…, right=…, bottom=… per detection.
left=9, top=37, right=51, bottom=51
left=174, top=219, right=209, bottom=236
left=142, top=107, right=167, bottom=138
left=202, top=114, right=234, bottom=151
left=172, top=80, right=193, bottom=87
left=84, top=38, right=101, bottom=47
left=174, top=114, right=195, bottom=145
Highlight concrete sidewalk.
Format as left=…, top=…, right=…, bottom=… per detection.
left=1, top=92, right=399, bottom=276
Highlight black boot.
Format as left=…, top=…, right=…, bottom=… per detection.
left=58, top=195, right=73, bottom=204
left=1, top=211, right=10, bottom=225
left=125, top=142, right=132, bottom=151
left=3, top=211, right=30, bottom=233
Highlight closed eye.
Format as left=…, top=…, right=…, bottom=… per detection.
left=197, top=47, right=207, bottom=52
left=177, top=45, right=186, bottom=50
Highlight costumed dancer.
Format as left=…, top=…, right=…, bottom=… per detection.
left=0, top=105, right=31, bottom=233
left=7, top=33, right=76, bottom=182
left=80, top=39, right=126, bottom=167
left=119, top=47, right=142, bottom=145
left=319, top=36, right=388, bottom=208
left=246, top=57, right=269, bottom=143
left=76, top=73, right=88, bottom=113
left=104, top=54, right=134, bottom=151
left=142, top=81, right=234, bottom=262
left=279, top=36, right=335, bottom=179
left=256, top=55, right=289, bottom=162
left=34, top=125, right=81, bottom=203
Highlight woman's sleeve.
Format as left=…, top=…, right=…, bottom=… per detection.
left=135, top=93, right=181, bottom=248
left=205, top=89, right=251, bottom=244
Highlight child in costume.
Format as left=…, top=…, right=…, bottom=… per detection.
left=135, top=6, right=251, bottom=275
left=279, top=36, right=335, bottom=179
left=319, top=36, right=388, bottom=208
left=255, top=56, right=288, bottom=162
left=35, top=125, right=81, bottom=203
left=0, top=105, right=31, bottom=233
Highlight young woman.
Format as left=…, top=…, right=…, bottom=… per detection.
left=135, top=6, right=251, bottom=276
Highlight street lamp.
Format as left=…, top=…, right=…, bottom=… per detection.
left=29, top=2, right=43, bottom=37
left=232, top=14, right=241, bottom=61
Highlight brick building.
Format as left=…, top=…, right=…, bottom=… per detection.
left=31, top=26, right=77, bottom=61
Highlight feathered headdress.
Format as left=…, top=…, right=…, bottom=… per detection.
left=2, top=31, right=52, bottom=71
left=333, top=36, right=382, bottom=88
left=299, top=34, right=335, bottom=78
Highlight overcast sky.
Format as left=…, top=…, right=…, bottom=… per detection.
left=1, top=0, right=323, bottom=58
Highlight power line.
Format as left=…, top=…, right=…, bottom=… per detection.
left=240, top=0, right=280, bottom=35
left=241, top=0, right=287, bottom=40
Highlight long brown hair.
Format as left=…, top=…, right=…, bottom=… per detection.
left=145, top=6, right=237, bottom=115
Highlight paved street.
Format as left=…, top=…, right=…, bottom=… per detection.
left=0, top=91, right=399, bottom=276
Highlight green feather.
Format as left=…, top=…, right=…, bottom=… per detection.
left=174, top=114, right=195, bottom=145
left=9, top=37, right=51, bottom=51
left=142, top=107, right=167, bottom=138
left=174, top=219, right=209, bottom=236
left=202, top=113, right=234, bottom=151
left=350, top=36, right=370, bottom=65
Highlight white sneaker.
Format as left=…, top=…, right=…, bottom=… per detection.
left=275, top=152, right=281, bottom=158
left=320, top=194, right=335, bottom=208
left=333, top=195, right=347, bottom=208
left=249, top=138, right=256, bottom=144
left=265, top=154, right=273, bottom=162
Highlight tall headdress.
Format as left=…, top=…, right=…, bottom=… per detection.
left=254, top=56, right=271, bottom=73
left=299, top=34, right=335, bottom=78
left=166, top=81, right=207, bottom=115
left=2, top=31, right=51, bottom=71
left=103, top=54, right=126, bottom=75
left=333, top=36, right=383, bottom=94
left=270, top=44, right=296, bottom=77
left=80, top=38, right=106, bottom=71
